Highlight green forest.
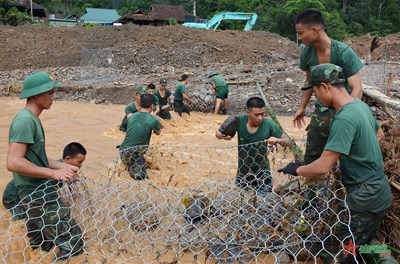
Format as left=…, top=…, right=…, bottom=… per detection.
left=2, top=0, right=400, bottom=40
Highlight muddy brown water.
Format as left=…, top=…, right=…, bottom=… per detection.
left=0, top=97, right=309, bottom=263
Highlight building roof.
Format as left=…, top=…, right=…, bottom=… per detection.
left=48, top=14, right=78, bottom=23
left=116, top=10, right=153, bottom=23
left=148, top=4, right=192, bottom=23
left=8, top=0, right=46, bottom=17
left=80, top=8, right=120, bottom=23
left=17, top=0, right=43, bottom=10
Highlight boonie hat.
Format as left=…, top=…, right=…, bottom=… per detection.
left=208, top=71, right=218, bottom=78
left=135, top=86, right=148, bottom=94
left=20, top=71, right=62, bottom=99
left=302, top=63, right=345, bottom=90
left=160, top=78, right=168, bottom=85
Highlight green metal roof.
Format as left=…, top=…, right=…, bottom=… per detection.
left=80, top=8, right=120, bottom=24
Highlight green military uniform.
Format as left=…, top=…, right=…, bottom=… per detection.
left=151, top=94, right=160, bottom=115
left=303, top=64, right=392, bottom=263
left=311, top=99, right=392, bottom=264
left=235, top=114, right=283, bottom=195
left=300, top=39, right=364, bottom=164
left=9, top=109, right=83, bottom=254
left=2, top=180, right=25, bottom=221
left=3, top=158, right=66, bottom=221
left=155, top=89, right=172, bottom=120
left=119, top=102, right=138, bottom=132
left=153, top=95, right=160, bottom=106
left=2, top=180, right=19, bottom=209
left=210, top=75, right=229, bottom=100
left=120, top=111, right=161, bottom=180
left=174, top=83, right=190, bottom=116
left=326, top=99, right=391, bottom=212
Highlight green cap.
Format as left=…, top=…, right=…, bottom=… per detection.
left=160, top=78, right=168, bottom=85
left=135, top=86, right=148, bottom=94
left=208, top=71, right=218, bottom=78
left=302, top=63, right=345, bottom=90
left=20, top=71, right=62, bottom=99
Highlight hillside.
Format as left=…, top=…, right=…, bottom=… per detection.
left=0, top=25, right=399, bottom=116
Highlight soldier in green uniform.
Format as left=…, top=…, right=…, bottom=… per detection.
left=208, top=71, right=229, bottom=115
left=216, top=97, right=288, bottom=195
left=293, top=9, right=363, bottom=165
left=3, top=142, right=87, bottom=221
left=119, top=94, right=162, bottom=180
left=155, top=78, right=173, bottom=120
left=6, top=72, right=84, bottom=260
left=278, top=64, right=392, bottom=263
left=119, top=86, right=147, bottom=132
left=174, top=74, right=194, bottom=117
left=147, top=83, right=160, bottom=116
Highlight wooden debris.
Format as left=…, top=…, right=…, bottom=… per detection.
left=389, top=179, right=400, bottom=192
left=363, top=84, right=400, bottom=111
left=257, top=82, right=305, bottom=162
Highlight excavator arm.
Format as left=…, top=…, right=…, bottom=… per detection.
left=183, top=12, right=258, bottom=31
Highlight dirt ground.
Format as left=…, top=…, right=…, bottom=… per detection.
left=0, top=24, right=298, bottom=70
left=0, top=24, right=398, bottom=71
left=0, top=25, right=399, bottom=115
left=344, top=33, right=400, bottom=62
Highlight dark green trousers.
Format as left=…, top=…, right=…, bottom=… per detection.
left=304, top=105, right=336, bottom=165
left=309, top=209, right=386, bottom=263
left=157, top=108, right=172, bottom=120
left=23, top=198, right=83, bottom=254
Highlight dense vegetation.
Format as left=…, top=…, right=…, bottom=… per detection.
left=2, top=0, right=400, bottom=40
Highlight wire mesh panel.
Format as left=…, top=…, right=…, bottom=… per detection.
left=185, top=84, right=260, bottom=115
left=0, top=142, right=355, bottom=264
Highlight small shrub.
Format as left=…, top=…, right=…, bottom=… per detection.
left=168, top=18, right=177, bottom=26
left=81, top=22, right=97, bottom=27
left=7, top=7, right=31, bottom=26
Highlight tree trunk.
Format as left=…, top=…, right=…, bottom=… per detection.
left=378, top=0, right=387, bottom=18
left=343, top=0, right=348, bottom=13
left=363, top=84, right=400, bottom=111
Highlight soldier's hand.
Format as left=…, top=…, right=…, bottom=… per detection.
left=215, top=130, right=232, bottom=140
left=267, top=137, right=280, bottom=145
left=278, top=160, right=302, bottom=176
left=293, top=109, right=306, bottom=129
left=52, top=166, right=79, bottom=182
left=220, top=134, right=232, bottom=140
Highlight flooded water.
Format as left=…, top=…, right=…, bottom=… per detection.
left=0, top=97, right=309, bottom=263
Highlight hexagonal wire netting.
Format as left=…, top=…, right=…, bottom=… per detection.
left=0, top=141, right=354, bottom=264
left=0, top=81, right=355, bottom=263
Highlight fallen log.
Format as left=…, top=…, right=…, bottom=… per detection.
left=381, top=104, right=396, bottom=119
left=363, top=84, right=400, bottom=111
